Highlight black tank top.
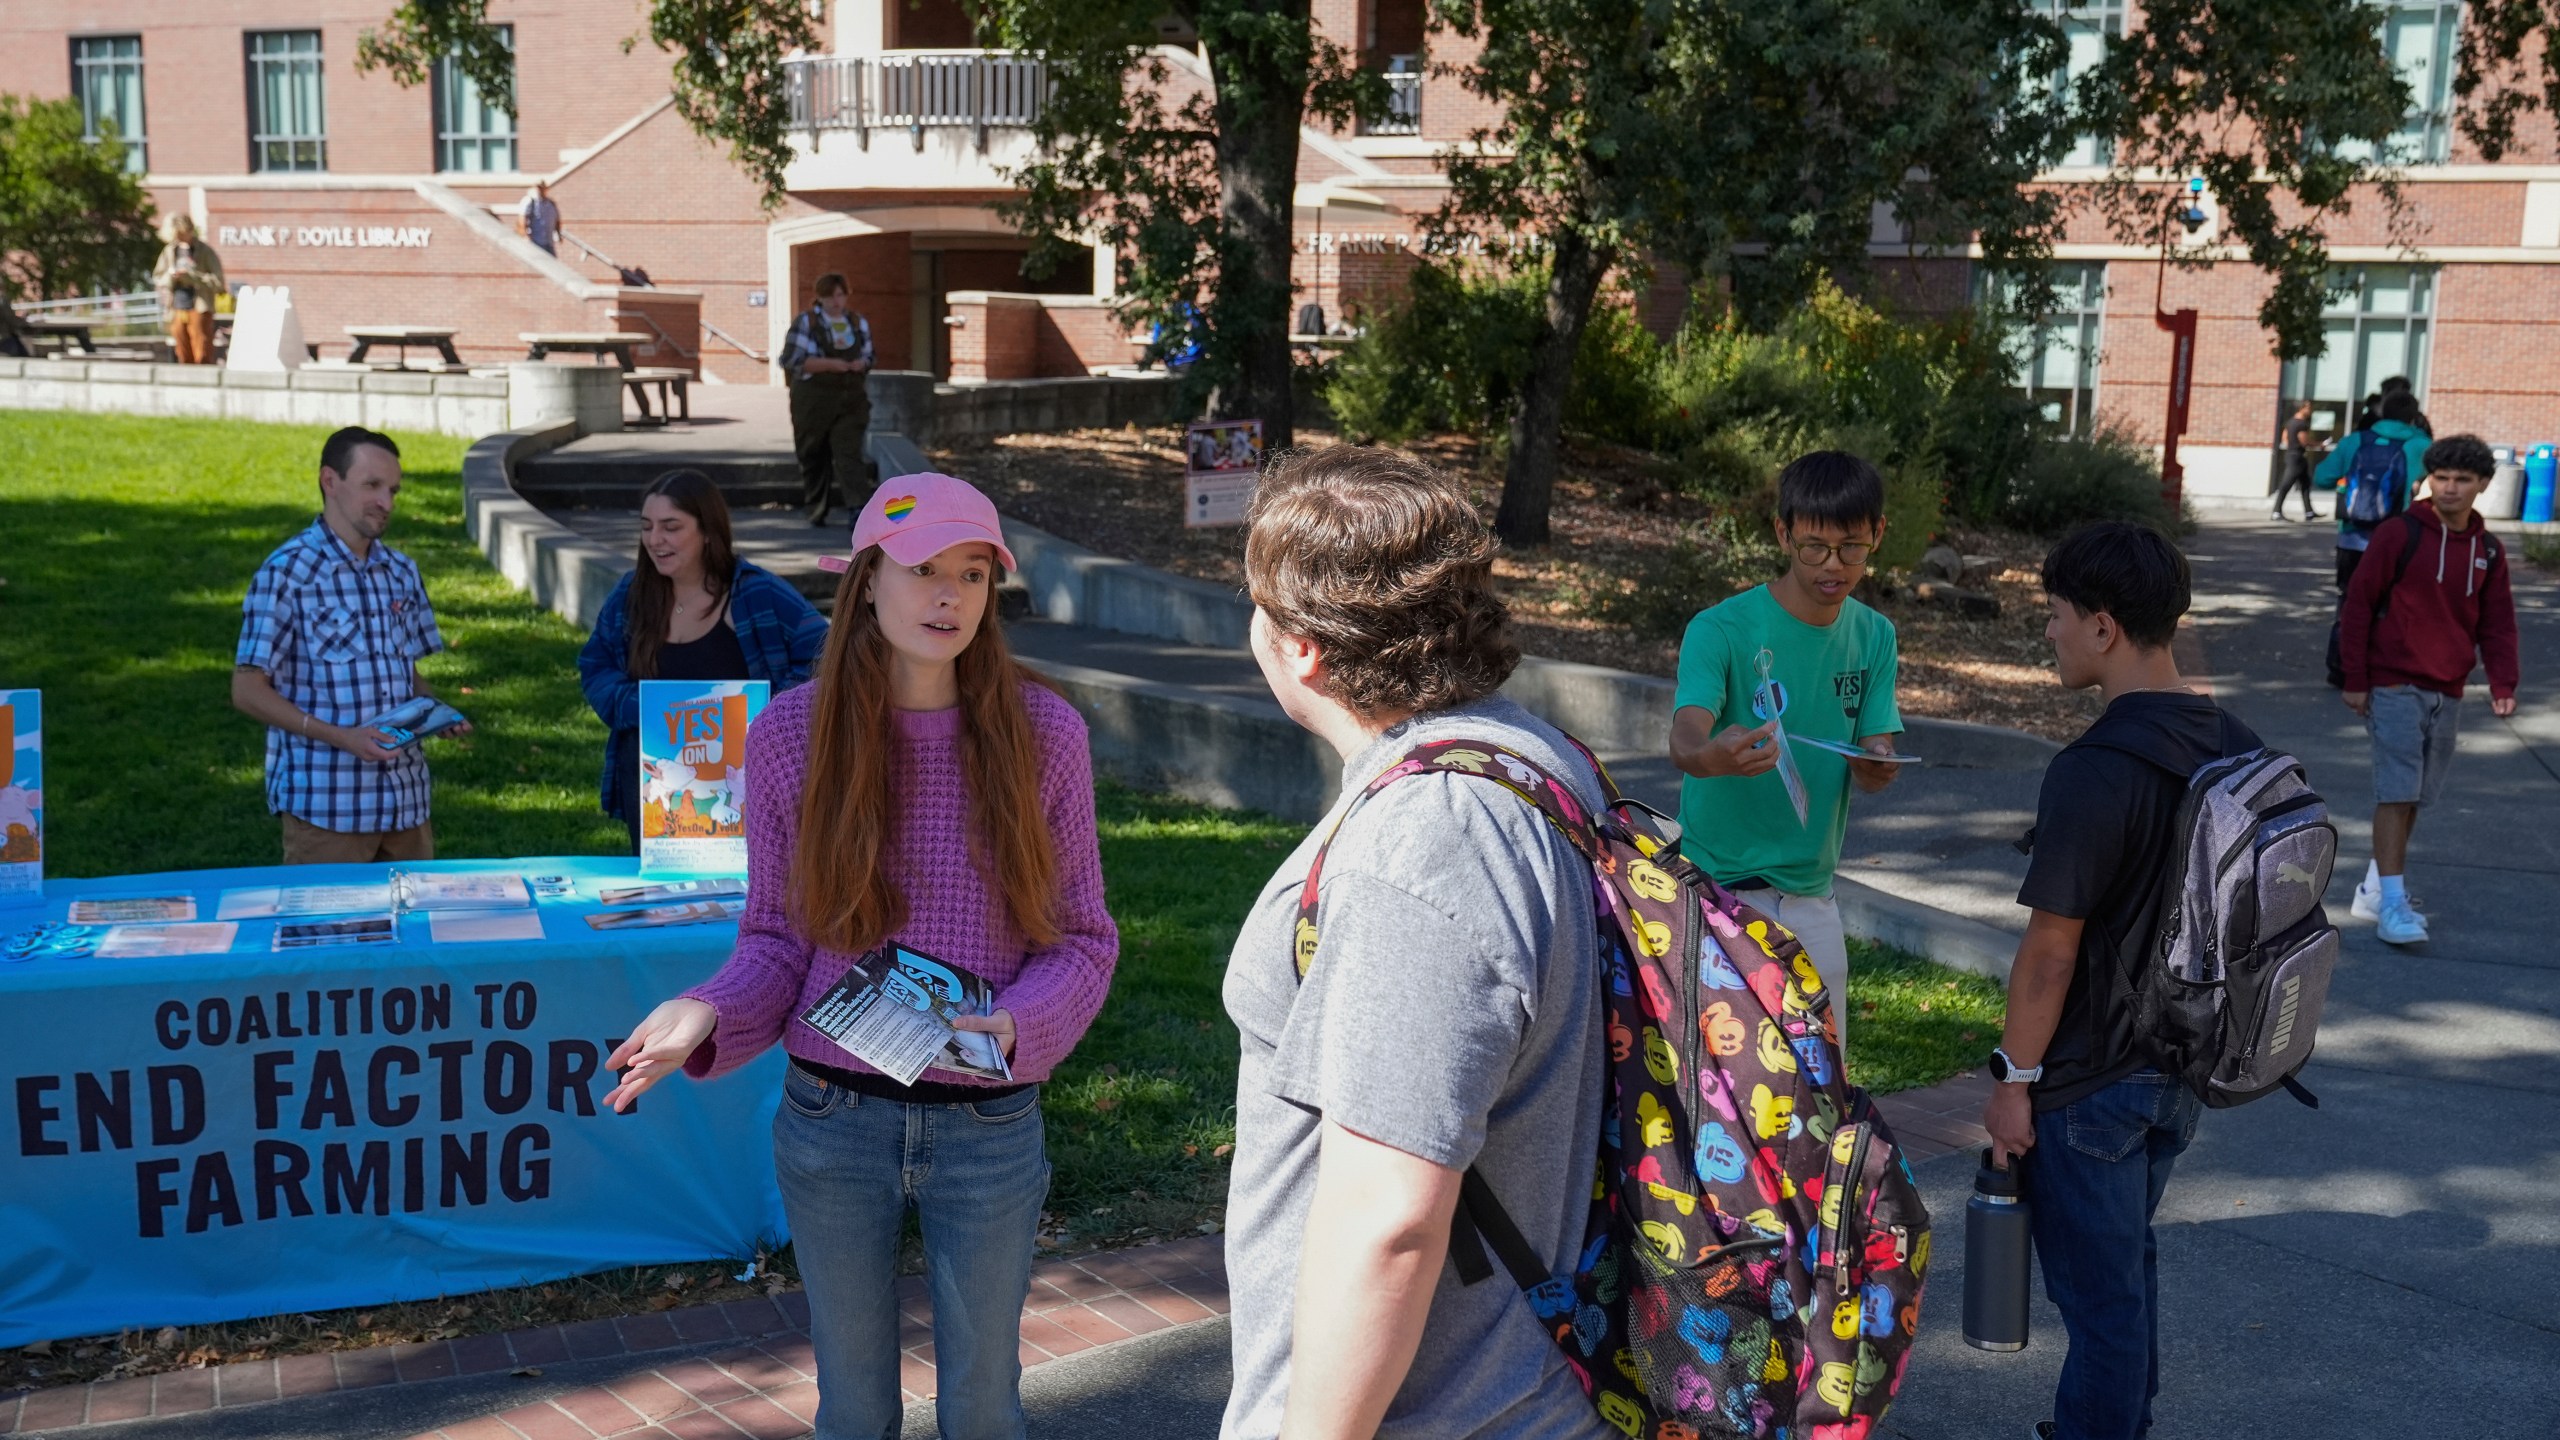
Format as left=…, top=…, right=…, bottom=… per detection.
left=656, top=593, right=749, bottom=681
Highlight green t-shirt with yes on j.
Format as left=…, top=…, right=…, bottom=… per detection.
left=1673, top=584, right=1902, bottom=896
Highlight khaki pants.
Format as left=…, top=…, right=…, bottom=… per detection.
left=1759, top=889, right=1850, bottom=1055
left=168, top=309, right=216, bottom=365
left=281, top=814, right=435, bottom=866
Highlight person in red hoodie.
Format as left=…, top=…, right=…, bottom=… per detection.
left=2339, top=433, right=2519, bottom=946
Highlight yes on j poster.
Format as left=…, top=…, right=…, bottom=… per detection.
left=638, top=680, right=769, bottom=876
left=0, top=691, right=39, bottom=898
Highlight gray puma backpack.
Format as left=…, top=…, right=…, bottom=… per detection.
left=2135, top=747, right=2341, bottom=1108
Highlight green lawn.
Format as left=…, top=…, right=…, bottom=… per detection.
left=0, top=410, right=2001, bottom=1378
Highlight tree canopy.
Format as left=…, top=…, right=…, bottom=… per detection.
left=0, top=97, right=158, bottom=303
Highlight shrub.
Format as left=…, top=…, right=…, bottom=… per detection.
left=2003, top=428, right=2178, bottom=535
left=1569, top=512, right=1784, bottom=641
left=1324, top=262, right=1545, bottom=441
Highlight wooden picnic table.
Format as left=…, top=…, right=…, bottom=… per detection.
left=519, top=331, right=641, bottom=369
left=345, top=325, right=463, bottom=369
left=20, top=318, right=96, bottom=354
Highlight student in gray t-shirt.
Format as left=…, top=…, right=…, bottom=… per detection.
left=1219, top=448, right=1613, bottom=1440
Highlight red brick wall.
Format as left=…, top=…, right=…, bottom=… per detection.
left=790, top=232, right=915, bottom=372
left=1035, top=301, right=1142, bottom=372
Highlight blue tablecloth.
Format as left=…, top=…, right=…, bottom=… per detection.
left=0, top=857, right=786, bottom=1346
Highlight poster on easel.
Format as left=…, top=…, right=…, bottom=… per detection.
left=638, top=680, right=770, bottom=876
left=1184, top=418, right=1263, bottom=528
left=0, top=691, right=41, bottom=899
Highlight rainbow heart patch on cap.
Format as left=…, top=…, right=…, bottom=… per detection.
left=883, top=494, right=917, bottom=523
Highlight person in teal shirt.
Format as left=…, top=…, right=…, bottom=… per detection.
left=1671, top=452, right=1905, bottom=1050
left=2315, top=387, right=2432, bottom=591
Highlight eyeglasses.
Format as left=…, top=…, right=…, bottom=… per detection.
left=1791, top=539, right=1876, bottom=568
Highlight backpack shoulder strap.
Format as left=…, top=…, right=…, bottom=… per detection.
left=1292, top=736, right=1603, bottom=978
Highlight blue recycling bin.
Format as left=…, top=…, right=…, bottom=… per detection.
left=2527, top=444, right=2558, bottom=524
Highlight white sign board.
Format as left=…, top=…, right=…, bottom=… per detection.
left=223, top=285, right=307, bottom=373
left=1184, top=419, right=1263, bottom=529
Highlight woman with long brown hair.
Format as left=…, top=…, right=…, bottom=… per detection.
left=603, top=473, right=1118, bottom=1440
left=577, top=469, right=827, bottom=850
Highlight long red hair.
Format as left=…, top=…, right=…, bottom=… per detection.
left=789, top=546, right=1063, bottom=954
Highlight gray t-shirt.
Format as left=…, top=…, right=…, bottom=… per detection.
left=1219, top=696, right=1613, bottom=1440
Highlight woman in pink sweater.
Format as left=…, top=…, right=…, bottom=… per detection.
left=605, top=474, right=1118, bottom=1440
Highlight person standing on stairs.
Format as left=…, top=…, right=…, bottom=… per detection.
left=517, top=178, right=562, bottom=256
left=783, top=272, right=877, bottom=527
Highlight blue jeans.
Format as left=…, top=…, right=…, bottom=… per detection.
left=2023, top=1069, right=2203, bottom=1440
left=773, top=1065, right=1051, bottom=1440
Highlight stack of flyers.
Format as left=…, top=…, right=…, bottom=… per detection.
left=584, top=900, right=743, bottom=931
left=66, top=895, right=196, bottom=924
left=217, top=883, right=397, bottom=921
left=597, top=878, right=746, bottom=908
left=797, top=945, right=1013, bottom=1087
left=273, top=915, right=399, bottom=951
left=392, top=872, right=531, bottom=912
left=98, top=922, right=238, bottom=958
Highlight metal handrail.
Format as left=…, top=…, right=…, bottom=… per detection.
left=555, top=228, right=623, bottom=273
left=785, top=51, right=1051, bottom=152
left=19, top=289, right=157, bottom=319
left=702, top=319, right=767, bottom=364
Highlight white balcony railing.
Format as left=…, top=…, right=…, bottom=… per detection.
left=785, top=52, right=1051, bottom=152
left=1367, top=69, right=1421, bottom=137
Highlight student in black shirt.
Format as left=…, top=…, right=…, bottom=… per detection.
left=1984, top=522, right=2261, bottom=1440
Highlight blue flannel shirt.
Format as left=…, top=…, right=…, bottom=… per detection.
left=235, top=520, right=444, bottom=833
left=779, top=304, right=873, bottom=383
left=575, top=562, right=828, bottom=820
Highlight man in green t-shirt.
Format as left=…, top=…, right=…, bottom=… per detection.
left=1670, top=451, right=1905, bottom=1050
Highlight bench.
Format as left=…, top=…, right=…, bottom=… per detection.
left=622, top=367, right=692, bottom=425
left=344, top=325, right=462, bottom=369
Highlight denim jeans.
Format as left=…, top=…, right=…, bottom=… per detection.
left=773, top=1064, right=1050, bottom=1440
left=2023, top=1069, right=2203, bottom=1440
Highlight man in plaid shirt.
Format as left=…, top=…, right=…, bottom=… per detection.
left=231, top=427, right=469, bottom=864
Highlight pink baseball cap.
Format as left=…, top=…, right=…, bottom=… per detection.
left=819, top=472, right=1017, bottom=573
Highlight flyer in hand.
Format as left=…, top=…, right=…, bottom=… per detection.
left=638, top=681, right=771, bottom=876
left=0, top=690, right=40, bottom=898
left=797, top=944, right=1013, bottom=1087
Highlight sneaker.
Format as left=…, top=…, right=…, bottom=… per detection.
left=2376, top=897, right=2430, bottom=946
left=2352, top=879, right=2423, bottom=921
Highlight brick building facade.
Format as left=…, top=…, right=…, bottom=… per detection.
left=4, top=0, right=2556, bottom=491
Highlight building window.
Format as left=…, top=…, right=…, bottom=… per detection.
left=435, top=29, right=517, bottom=173
left=1359, top=0, right=1424, bottom=136
left=74, top=36, right=147, bottom=173
left=1978, top=262, right=2107, bottom=437
left=2030, top=0, right=2124, bottom=168
left=2330, top=4, right=2460, bottom=165
left=2279, top=264, right=2435, bottom=435
left=247, top=30, right=327, bottom=172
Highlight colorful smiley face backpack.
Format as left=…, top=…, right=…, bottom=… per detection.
left=1295, top=736, right=1931, bottom=1440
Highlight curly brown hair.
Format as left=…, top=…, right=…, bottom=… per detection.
left=1244, top=446, right=1519, bottom=718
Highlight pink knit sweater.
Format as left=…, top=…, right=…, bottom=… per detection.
left=681, top=678, right=1118, bottom=1086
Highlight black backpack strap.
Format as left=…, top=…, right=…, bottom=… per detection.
left=1447, top=1166, right=1554, bottom=1291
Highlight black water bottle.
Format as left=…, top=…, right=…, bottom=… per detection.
left=1963, top=1149, right=2031, bottom=1352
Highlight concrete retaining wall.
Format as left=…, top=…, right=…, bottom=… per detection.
left=866, top=370, right=1175, bottom=450
left=1030, top=660, right=1342, bottom=822
left=0, top=358, right=508, bottom=437
left=996, top=515, right=2061, bottom=771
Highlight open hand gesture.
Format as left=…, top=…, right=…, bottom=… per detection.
left=603, top=998, right=717, bottom=1112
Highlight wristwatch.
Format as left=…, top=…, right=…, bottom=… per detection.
left=1987, top=1048, right=2044, bottom=1084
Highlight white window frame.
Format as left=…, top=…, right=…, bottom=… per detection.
left=1979, top=261, right=2109, bottom=438
left=248, top=30, right=327, bottom=173
left=73, top=34, right=146, bottom=173
left=2030, top=0, right=2125, bottom=169
left=434, top=27, right=518, bottom=174
left=2278, top=263, right=2436, bottom=437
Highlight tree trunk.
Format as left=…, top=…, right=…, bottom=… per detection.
left=1495, top=227, right=1608, bottom=547
left=1208, top=0, right=1313, bottom=450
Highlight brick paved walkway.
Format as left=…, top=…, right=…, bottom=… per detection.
left=0, top=1234, right=1229, bottom=1439
left=2, top=1071, right=1989, bottom=1440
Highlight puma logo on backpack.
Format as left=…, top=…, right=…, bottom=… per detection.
left=1294, top=735, right=1930, bottom=1440
left=2131, top=745, right=2342, bottom=1107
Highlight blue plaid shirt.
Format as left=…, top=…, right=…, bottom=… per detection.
left=778, top=304, right=873, bottom=383
left=236, top=521, right=444, bottom=833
